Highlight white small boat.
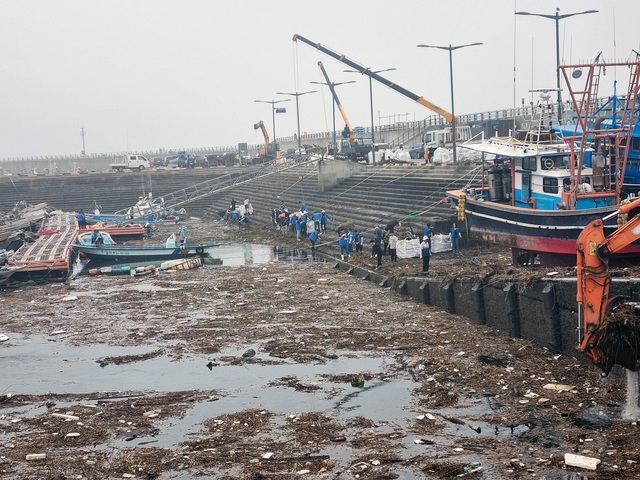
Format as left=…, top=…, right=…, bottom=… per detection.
left=72, top=234, right=221, bottom=262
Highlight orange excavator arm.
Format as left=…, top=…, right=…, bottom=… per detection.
left=576, top=197, right=640, bottom=374
left=253, top=121, right=269, bottom=156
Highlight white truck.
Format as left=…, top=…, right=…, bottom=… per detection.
left=109, top=155, right=151, bottom=171
left=423, top=126, right=471, bottom=161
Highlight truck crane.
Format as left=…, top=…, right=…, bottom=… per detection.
left=318, top=61, right=354, bottom=145
left=293, top=33, right=454, bottom=123
left=253, top=120, right=280, bottom=161
left=576, top=197, right=640, bottom=375
left=316, top=61, right=371, bottom=162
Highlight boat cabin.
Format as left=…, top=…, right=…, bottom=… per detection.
left=468, top=139, right=616, bottom=211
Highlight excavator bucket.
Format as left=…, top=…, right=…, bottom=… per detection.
left=593, top=304, right=640, bottom=374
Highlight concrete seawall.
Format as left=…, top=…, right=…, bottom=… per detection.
left=336, top=261, right=640, bottom=368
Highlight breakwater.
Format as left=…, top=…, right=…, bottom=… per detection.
left=337, top=261, right=640, bottom=373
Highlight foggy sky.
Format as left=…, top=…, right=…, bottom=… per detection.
left=1, top=0, right=638, bottom=158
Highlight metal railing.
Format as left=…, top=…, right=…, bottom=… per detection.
left=1, top=98, right=610, bottom=165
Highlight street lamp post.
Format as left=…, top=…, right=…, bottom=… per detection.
left=80, top=127, right=86, bottom=156
left=417, top=42, right=482, bottom=164
left=254, top=98, right=291, bottom=159
left=276, top=90, right=317, bottom=152
left=515, top=8, right=598, bottom=121
left=344, top=67, right=396, bottom=165
left=309, top=80, right=356, bottom=158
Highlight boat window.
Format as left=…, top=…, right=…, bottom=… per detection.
left=543, top=177, right=559, bottom=194
left=631, top=136, right=640, bottom=152
left=562, top=156, right=578, bottom=169
left=522, top=157, right=537, bottom=171
left=541, top=156, right=561, bottom=170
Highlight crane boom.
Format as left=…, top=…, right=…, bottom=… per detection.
left=293, top=33, right=454, bottom=123
left=317, top=61, right=354, bottom=144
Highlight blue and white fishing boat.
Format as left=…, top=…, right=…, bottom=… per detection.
left=447, top=59, right=640, bottom=265
left=72, top=233, right=221, bottom=263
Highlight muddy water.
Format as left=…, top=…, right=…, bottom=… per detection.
left=73, top=244, right=322, bottom=275
left=1, top=332, right=528, bottom=456
left=1, top=333, right=409, bottom=440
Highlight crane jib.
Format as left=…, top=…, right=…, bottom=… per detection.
left=292, top=33, right=452, bottom=122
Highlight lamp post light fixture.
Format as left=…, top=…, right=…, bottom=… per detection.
left=515, top=8, right=598, bottom=121
left=344, top=67, right=396, bottom=165
left=417, top=42, right=482, bottom=164
left=254, top=98, right=291, bottom=159
left=309, top=79, right=356, bottom=158
left=276, top=90, right=317, bottom=152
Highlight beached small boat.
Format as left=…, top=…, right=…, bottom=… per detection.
left=0, top=202, right=49, bottom=249
left=77, top=224, right=145, bottom=240
left=0, top=265, right=26, bottom=285
left=85, top=193, right=185, bottom=224
left=72, top=233, right=221, bottom=263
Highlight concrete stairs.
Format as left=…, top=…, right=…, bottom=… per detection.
left=0, top=162, right=478, bottom=241
left=200, top=161, right=478, bottom=237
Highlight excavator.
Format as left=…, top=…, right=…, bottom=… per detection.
left=576, top=197, right=640, bottom=375
left=253, top=120, right=281, bottom=162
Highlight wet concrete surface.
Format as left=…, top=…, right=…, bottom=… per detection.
left=1, top=218, right=639, bottom=479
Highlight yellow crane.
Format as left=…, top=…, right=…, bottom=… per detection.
left=293, top=33, right=454, bottom=123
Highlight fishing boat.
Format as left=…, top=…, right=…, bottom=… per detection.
left=446, top=59, right=640, bottom=266
left=72, top=233, right=221, bottom=263
left=0, top=265, right=25, bottom=285
left=0, top=202, right=50, bottom=249
left=85, top=193, right=185, bottom=224
left=77, top=224, right=145, bottom=240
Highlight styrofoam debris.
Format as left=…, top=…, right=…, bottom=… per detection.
left=564, top=452, right=601, bottom=470
left=52, top=413, right=79, bottom=421
left=543, top=383, right=575, bottom=392
left=26, top=453, right=46, bottom=460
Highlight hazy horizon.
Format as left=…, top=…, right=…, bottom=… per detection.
left=1, top=0, right=638, bottom=158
